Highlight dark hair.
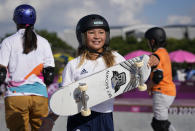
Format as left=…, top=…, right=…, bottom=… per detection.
left=19, top=25, right=37, bottom=54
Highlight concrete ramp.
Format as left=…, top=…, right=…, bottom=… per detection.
left=1, top=98, right=195, bottom=131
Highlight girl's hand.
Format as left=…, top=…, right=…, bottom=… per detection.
left=148, top=55, right=159, bottom=67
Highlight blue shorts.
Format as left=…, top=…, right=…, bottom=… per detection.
left=67, top=111, right=114, bottom=131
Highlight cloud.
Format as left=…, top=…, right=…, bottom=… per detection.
left=0, top=0, right=154, bottom=25
left=167, top=15, right=192, bottom=25
left=0, top=1, right=20, bottom=22
left=105, top=0, right=155, bottom=25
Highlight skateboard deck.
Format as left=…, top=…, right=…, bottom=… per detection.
left=49, top=55, right=151, bottom=116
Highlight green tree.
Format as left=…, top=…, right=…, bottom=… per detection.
left=110, top=36, right=195, bottom=70
left=110, top=36, right=195, bottom=55
left=0, top=30, right=76, bottom=76
left=36, top=30, right=76, bottom=56
left=35, top=30, right=76, bottom=75
left=110, top=36, right=150, bottom=56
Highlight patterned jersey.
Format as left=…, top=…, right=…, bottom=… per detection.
left=0, top=29, right=55, bottom=97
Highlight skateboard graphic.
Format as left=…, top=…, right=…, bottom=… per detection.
left=49, top=55, right=151, bottom=116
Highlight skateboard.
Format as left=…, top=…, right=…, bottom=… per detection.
left=49, top=55, right=151, bottom=116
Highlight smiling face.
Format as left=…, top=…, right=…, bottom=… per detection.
left=86, top=28, right=106, bottom=53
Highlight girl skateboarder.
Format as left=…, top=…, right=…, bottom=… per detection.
left=40, top=14, right=125, bottom=131
left=145, top=27, right=176, bottom=131
left=0, top=4, right=55, bottom=131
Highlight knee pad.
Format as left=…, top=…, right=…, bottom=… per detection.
left=152, top=69, right=163, bottom=84
left=151, top=117, right=170, bottom=131
left=0, top=67, right=7, bottom=85
left=42, top=66, right=54, bottom=86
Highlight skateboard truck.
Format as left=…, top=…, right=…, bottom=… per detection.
left=76, top=83, right=91, bottom=116
left=135, top=60, right=147, bottom=91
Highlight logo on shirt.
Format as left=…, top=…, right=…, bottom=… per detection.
left=80, top=69, right=88, bottom=75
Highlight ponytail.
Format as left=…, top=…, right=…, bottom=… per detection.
left=23, top=25, right=37, bottom=54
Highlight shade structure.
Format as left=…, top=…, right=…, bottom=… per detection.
left=169, top=50, right=195, bottom=63
left=124, top=50, right=151, bottom=60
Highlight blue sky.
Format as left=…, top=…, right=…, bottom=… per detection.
left=0, top=0, right=194, bottom=37
left=142, top=0, right=195, bottom=25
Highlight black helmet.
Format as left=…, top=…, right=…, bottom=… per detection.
left=145, top=27, right=166, bottom=48
left=76, top=14, right=110, bottom=48
left=13, top=4, right=36, bottom=25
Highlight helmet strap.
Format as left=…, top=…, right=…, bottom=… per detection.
left=86, top=47, right=104, bottom=58
left=81, top=33, right=86, bottom=47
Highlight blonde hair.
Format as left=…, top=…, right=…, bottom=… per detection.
left=77, top=48, right=115, bottom=68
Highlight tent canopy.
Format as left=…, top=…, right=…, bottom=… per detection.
left=169, top=50, right=195, bottom=63
left=124, top=50, right=151, bottom=60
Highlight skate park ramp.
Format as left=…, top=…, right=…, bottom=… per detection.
left=1, top=97, right=195, bottom=131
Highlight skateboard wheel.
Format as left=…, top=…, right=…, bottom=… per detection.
left=79, top=84, right=88, bottom=91
left=135, top=61, right=143, bottom=67
left=138, top=84, right=147, bottom=91
left=81, top=108, right=91, bottom=116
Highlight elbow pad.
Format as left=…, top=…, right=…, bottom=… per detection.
left=0, top=67, right=7, bottom=85
left=152, top=69, right=163, bottom=84
left=42, top=66, right=55, bottom=86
